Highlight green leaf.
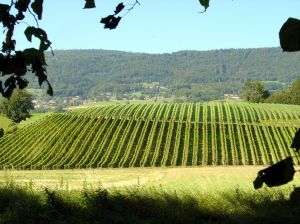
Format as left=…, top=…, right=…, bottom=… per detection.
left=100, top=15, right=122, bottom=29
left=45, top=80, right=53, bottom=96
left=37, top=71, right=47, bottom=86
left=83, top=0, right=96, bottom=9
left=3, top=82, right=16, bottom=98
left=279, top=18, right=300, bottom=52
left=31, top=0, right=43, bottom=20
left=4, top=76, right=15, bottom=88
left=24, top=26, right=40, bottom=42
left=253, top=176, right=264, bottom=189
left=14, top=0, right=30, bottom=12
left=0, top=81, right=3, bottom=95
left=0, top=4, right=9, bottom=22
left=39, top=39, right=51, bottom=51
left=291, top=128, right=300, bottom=152
left=114, top=3, right=125, bottom=15
left=23, top=48, right=47, bottom=65
left=16, top=77, right=28, bottom=89
left=16, top=11, right=25, bottom=20
left=2, top=75, right=16, bottom=98
left=199, top=0, right=209, bottom=13
left=15, top=0, right=30, bottom=20
left=253, top=157, right=295, bottom=189
left=24, top=27, right=51, bottom=51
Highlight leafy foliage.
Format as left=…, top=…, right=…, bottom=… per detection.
left=100, top=2, right=139, bottom=29
left=83, top=0, right=96, bottom=9
left=253, top=157, right=295, bottom=189
left=265, top=77, right=300, bottom=105
left=199, top=0, right=209, bottom=13
left=254, top=127, right=300, bottom=213
left=100, top=15, right=122, bottom=30
left=0, top=1, right=53, bottom=98
left=0, top=1, right=142, bottom=98
left=0, top=89, right=34, bottom=122
left=241, top=81, right=270, bottom=103
left=279, top=18, right=300, bottom=52
left=24, top=47, right=299, bottom=100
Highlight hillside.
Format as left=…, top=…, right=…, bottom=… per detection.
left=0, top=102, right=299, bottom=170
left=25, top=47, right=300, bottom=100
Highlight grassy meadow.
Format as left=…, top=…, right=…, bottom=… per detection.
left=1, top=166, right=300, bottom=223
left=0, top=115, right=13, bottom=128
left=0, top=166, right=277, bottom=191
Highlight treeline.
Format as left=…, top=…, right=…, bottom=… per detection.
left=26, top=47, right=300, bottom=100
left=241, top=77, right=300, bottom=105
left=265, top=77, right=300, bottom=105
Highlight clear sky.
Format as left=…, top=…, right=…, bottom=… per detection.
left=8, top=0, right=300, bottom=54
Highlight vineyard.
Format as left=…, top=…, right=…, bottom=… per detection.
left=0, top=102, right=300, bottom=170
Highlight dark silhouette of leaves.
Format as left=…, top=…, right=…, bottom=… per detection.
left=0, top=4, right=9, bottom=23
left=23, top=48, right=47, bottom=65
left=100, top=15, right=122, bottom=29
left=31, top=0, right=43, bottom=20
left=24, top=26, right=51, bottom=51
left=199, top=0, right=209, bottom=13
left=114, top=3, right=125, bottom=15
left=2, top=76, right=16, bottom=98
left=291, top=129, right=300, bottom=152
left=45, top=80, right=53, bottom=96
left=15, top=0, right=30, bottom=20
left=279, top=17, right=300, bottom=52
left=83, top=0, right=96, bottom=9
left=16, top=11, right=25, bottom=20
left=14, top=0, right=30, bottom=12
left=16, top=77, right=28, bottom=89
left=253, top=157, right=295, bottom=189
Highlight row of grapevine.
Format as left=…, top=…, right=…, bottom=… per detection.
left=0, top=102, right=300, bottom=169
left=66, top=102, right=300, bottom=125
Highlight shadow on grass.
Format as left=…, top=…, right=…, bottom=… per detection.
left=0, top=183, right=300, bottom=224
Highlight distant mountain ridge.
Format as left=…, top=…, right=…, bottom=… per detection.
left=28, top=47, right=300, bottom=100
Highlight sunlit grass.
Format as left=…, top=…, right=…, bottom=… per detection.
left=18, top=112, right=52, bottom=128
left=0, top=115, right=12, bottom=128
left=2, top=166, right=300, bottom=192
left=0, top=167, right=299, bottom=223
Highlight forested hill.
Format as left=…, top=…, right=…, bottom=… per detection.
left=28, top=47, right=300, bottom=100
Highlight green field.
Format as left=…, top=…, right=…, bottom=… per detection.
left=2, top=166, right=300, bottom=191
left=0, top=115, right=13, bottom=128
left=1, top=166, right=300, bottom=223
left=0, top=102, right=299, bottom=169
left=1, top=101, right=300, bottom=223
left=18, top=113, right=53, bottom=128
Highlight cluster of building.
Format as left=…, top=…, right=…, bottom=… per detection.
left=223, top=94, right=240, bottom=100
left=32, top=99, right=56, bottom=110
left=32, top=96, right=91, bottom=110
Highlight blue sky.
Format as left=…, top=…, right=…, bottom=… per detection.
left=9, top=0, right=300, bottom=53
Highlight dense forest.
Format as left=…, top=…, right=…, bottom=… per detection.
left=25, top=47, right=300, bottom=101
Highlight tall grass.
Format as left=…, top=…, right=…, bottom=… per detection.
left=0, top=116, right=12, bottom=128
left=0, top=178, right=298, bottom=224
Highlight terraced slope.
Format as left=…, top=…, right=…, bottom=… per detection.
left=0, top=102, right=299, bottom=169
